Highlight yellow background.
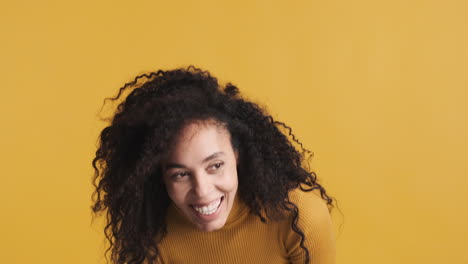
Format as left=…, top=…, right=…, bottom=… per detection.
left=1, top=0, right=467, bottom=263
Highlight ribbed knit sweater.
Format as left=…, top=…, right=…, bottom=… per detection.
left=157, top=188, right=336, bottom=263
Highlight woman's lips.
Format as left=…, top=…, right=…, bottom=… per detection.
left=191, top=196, right=224, bottom=216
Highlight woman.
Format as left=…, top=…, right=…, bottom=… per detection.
left=92, top=66, right=336, bottom=264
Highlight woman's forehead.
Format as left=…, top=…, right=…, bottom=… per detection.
left=165, top=121, right=232, bottom=162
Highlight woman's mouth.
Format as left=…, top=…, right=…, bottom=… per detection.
left=191, top=196, right=224, bottom=216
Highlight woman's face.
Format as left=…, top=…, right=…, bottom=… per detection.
left=162, top=121, right=238, bottom=232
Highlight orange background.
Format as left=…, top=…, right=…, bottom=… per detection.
left=1, top=1, right=467, bottom=263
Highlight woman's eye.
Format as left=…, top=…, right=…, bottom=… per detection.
left=209, top=162, right=224, bottom=171
left=172, top=171, right=188, bottom=180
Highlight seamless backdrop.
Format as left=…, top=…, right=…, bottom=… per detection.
left=1, top=0, right=467, bottom=263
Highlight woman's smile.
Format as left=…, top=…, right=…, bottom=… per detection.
left=191, top=196, right=223, bottom=215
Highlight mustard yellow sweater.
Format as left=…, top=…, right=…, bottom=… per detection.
left=157, top=189, right=335, bottom=263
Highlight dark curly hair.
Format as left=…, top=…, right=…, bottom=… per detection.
left=92, top=66, right=334, bottom=264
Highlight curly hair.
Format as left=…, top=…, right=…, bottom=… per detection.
left=92, top=66, right=334, bottom=264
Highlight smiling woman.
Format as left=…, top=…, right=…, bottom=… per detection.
left=92, top=66, right=336, bottom=264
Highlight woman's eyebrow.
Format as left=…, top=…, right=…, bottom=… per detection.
left=164, top=152, right=225, bottom=171
left=202, top=152, right=225, bottom=163
left=164, top=163, right=186, bottom=170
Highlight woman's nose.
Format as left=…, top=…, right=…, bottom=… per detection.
left=192, top=173, right=213, bottom=198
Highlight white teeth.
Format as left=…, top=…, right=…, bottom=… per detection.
left=193, top=198, right=222, bottom=215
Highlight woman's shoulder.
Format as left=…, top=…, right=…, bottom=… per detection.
left=286, top=187, right=333, bottom=239
left=283, top=187, right=336, bottom=263
left=289, top=187, right=331, bottom=217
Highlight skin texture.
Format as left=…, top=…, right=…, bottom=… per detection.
left=162, top=121, right=238, bottom=232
